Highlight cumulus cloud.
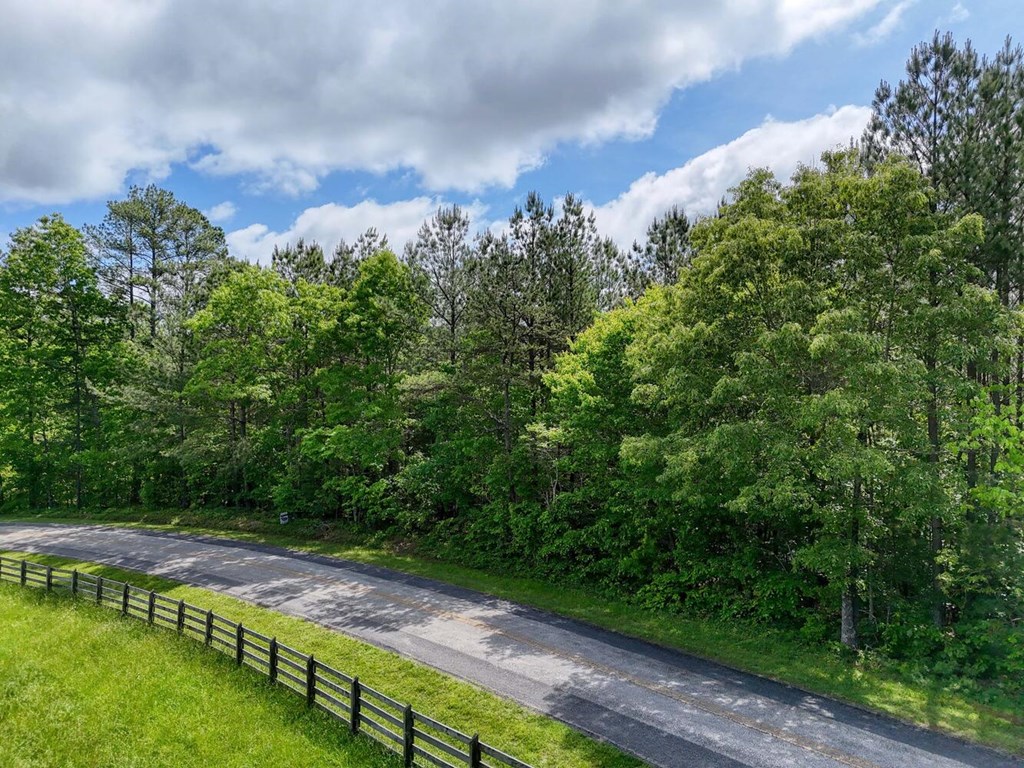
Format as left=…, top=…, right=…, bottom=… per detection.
left=591, top=105, right=872, bottom=248
left=853, top=0, right=917, bottom=47
left=204, top=201, right=237, bottom=223
left=227, top=198, right=489, bottom=264
left=0, top=1, right=881, bottom=204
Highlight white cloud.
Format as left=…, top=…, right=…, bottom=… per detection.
left=0, top=1, right=881, bottom=204
left=204, top=201, right=237, bottom=223
left=853, top=0, right=916, bottom=47
left=591, top=105, right=872, bottom=248
left=227, top=198, right=489, bottom=264
left=940, top=2, right=969, bottom=24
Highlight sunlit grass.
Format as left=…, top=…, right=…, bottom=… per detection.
left=0, top=547, right=642, bottom=768
left=0, top=581, right=397, bottom=768
left=5, top=506, right=1023, bottom=756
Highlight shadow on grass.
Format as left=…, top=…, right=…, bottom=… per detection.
left=5, top=511, right=1024, bottom=760
left=1, top=548, right=643, bottom=768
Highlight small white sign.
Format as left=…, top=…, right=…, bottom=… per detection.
left=279, top=512, right=289, bottom=525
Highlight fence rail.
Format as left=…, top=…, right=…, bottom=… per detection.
left=0, top=555, right=533, bottom=768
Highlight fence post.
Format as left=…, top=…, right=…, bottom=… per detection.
left=0, top=562, right=527, bottom=768
left=403, top=705, right=414, bottom=767
left=305, top=655, right=316, bottom=706
left=349, top=677, right=361, bottom=734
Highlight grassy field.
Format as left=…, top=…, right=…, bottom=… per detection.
left=0, top=547, right=641, bottom=768
left=0, top=581, right=399, bottom=768
left=4, top=507, right=1023, bottom=757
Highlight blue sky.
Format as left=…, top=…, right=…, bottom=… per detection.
left=0, top=1, right=1020, bottom=261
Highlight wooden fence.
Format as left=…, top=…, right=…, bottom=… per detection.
left=0, top=555, right=533, bottom=768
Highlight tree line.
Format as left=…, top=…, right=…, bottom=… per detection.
left=1, top=34, right=1021, bottom=692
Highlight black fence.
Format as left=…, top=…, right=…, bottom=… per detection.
left=0, top=555, right=533, bottom=768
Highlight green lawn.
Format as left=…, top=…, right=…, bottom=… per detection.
left=0, top=581, right=398, bottom=768
left=0, top=547, right=641, bottom=768
left=4, top=507, right=1023, bottom=757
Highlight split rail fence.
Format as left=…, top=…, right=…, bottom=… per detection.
left=0, top=555, right=533, bottom=768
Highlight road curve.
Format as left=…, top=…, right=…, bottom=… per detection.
left=0, top=523, right=1018, bottom=768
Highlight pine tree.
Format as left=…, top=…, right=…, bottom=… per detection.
left=404, top=206, right=473, bottom=366
left=631, top=205, right=692, bottom=287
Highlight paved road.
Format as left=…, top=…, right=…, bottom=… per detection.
left=0, top=523, right=1018, bottom=768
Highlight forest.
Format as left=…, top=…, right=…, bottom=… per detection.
left=1, top=34, right=1022, bottom=698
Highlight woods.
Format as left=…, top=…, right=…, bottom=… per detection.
left=1, top=34, right=1022, bottom=698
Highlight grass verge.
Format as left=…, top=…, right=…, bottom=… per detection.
left=4, top=507, right=1023, bottom=757
left=0, top=576, right=397, bottom=768
left=0, top=547, right=641, bottom=768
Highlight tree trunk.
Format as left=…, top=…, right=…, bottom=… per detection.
left=72, top=304, right=84, bottom=511
left=931, top=515, right=944, bottom=627
left=841, top=586, right=858, bottom=650
left=842, top=481, right=861, bottom=651
left=129, top=462, right=142, bottom=506
left=927, top=374, right=944, bottom=628
left=966, top=359, right=979, bottom=490
left=149, top=243, right=159, bottom=339
left=127, top=222, right=136, bottom=340
left=448, top=309, right=457, bottom=366
left=503, top=377, right=515, bottom=503
left=1016, top=303, right=1023, bottom=429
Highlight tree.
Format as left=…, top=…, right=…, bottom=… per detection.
left=631, top=205, right=692, bottom=287
left=404, top=206, right=472, bottom=365
left=272, top=238, right=329, bottom=288
left=186, top=266, right=292, bottom=506
left=864, top=33, right=1024, bottom=630
left=592, top=237, right=645, bottom=311
left=541, top=156, right=1010, bottom=650
left=539, top=299, right=654, bottom=583
left=299, top=251, right=425, bottom=521
left=89, top=185, right=228, bottom=337
left=462, top=231, right=537, bottom=495
left=87, top=186, right=230, bottom=506
left=330, top=228, right=389, bottom=288
left=862, top=32, right=978, bottom=209
left=0, top=216, right=124, bottom=509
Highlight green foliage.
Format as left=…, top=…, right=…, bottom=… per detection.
left=630, top=205, right=691, bottom=286
left=536, top=154, right=1020, bottom=672
left=2, top=31, right=1024, bottom=712
left=185, top=266, right=292, bottom=506
left=0, top=215, right=126, bottom=510
left=297, top=250, right=426, bottom=523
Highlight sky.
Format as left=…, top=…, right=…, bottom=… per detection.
left=0, top=0, right=1020, bottom=262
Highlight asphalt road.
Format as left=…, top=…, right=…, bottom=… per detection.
left=0, top=523, right=1018, bottom=768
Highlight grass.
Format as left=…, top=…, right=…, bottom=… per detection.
left=4, top=506, right=1024, bottom=757
left=0, top=578, right=397, bottom=768
left=0, top=547, right=642, bottom=768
